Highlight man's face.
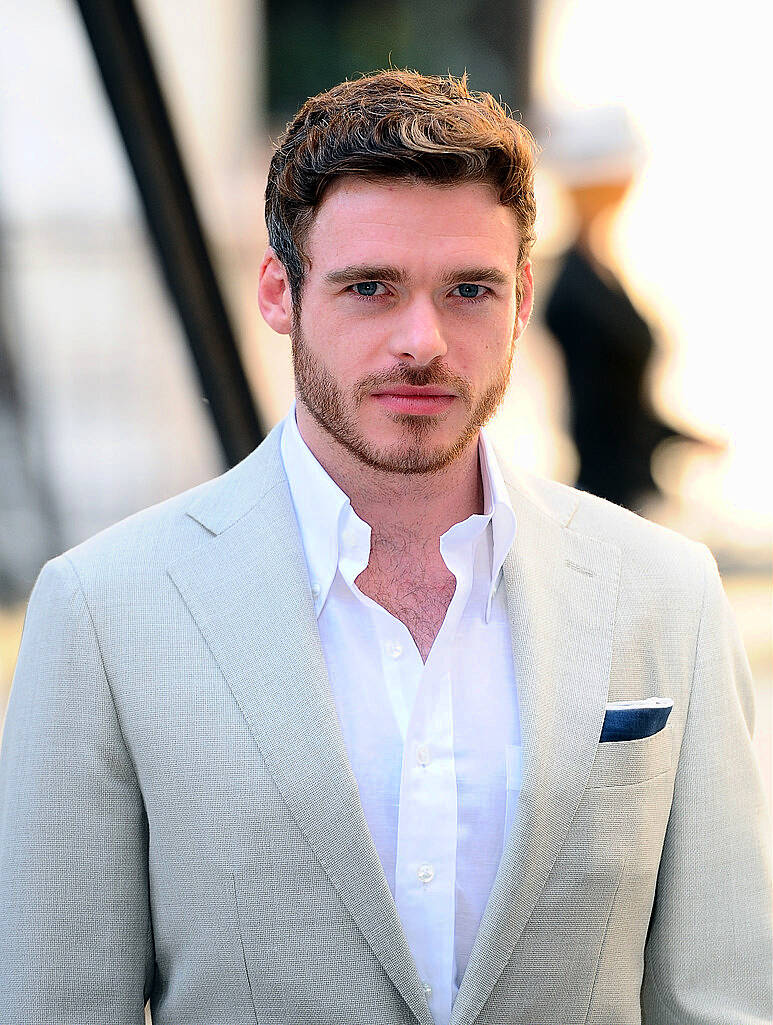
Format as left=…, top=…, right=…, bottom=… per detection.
left=288, top=178, right=532, bottom=474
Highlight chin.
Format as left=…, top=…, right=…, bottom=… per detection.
left=351, top=426, right=476, bottom=476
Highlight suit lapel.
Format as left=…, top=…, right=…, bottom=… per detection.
left=168, top=429, right=434, bottom=1025
left=451, top=479, right=621, bottom=1025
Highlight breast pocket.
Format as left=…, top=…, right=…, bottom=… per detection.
left=586, top=724, right=673, bottom=788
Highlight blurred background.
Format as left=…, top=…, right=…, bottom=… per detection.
left=0, top=0, right=770, bottom=816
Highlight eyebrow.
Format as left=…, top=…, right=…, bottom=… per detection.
left=324, top=265, right=408, bottom=286
left=324, top=265, right=510, bottom=288
left=439, top=267, right=509, bottom=288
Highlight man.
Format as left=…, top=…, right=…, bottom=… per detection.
left=0, top=70, right=770, bottom=1025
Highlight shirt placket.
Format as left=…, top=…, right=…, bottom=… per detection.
left=394, top=536, right=480, bottom=1025
left=395, top=653, right=457, bottom=1024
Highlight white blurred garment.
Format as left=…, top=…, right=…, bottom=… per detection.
left=280, top=407, right=521, bottom=1025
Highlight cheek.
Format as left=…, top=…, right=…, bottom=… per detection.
left=452, top=304, right=517, bottom=352
left=296, top=323, right=373, bottom=385
left=452, top=327, right=513, bottom=374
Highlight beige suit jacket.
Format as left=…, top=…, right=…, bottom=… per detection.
left=0, top=423, right=770, bottom=1023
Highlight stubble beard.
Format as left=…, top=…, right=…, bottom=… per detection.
left=290, top=317, right=515, bottom=476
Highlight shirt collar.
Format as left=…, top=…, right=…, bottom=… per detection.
left=280, top=404, right=369, bottom=617
left=280, top=404, right=515, bottom=621
left=477, top=426, right=517, bottom=621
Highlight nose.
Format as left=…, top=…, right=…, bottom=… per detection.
left=387, top=297, right=448, bottom=366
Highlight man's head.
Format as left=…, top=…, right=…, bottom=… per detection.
left=265, top=69, right=537, bottom=312
left=259, top=70, right=538, bottom=476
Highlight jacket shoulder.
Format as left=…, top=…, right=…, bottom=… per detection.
left=503, top=466, right=709, bottom=593
left=53, top=425, right=286, bottom=592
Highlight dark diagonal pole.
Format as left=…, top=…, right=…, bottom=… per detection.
left=74, top=0, right=265, bottom=466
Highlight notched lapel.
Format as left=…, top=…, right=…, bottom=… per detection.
left=452, top=487, right=621, bottom=1025
left=168, top=439, right=434, bottom=1025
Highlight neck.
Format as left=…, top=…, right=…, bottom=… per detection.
left=295, top=405, right=485, bottom=547
left=575, top=213, right=614, bottom=267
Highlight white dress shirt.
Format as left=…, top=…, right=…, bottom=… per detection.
left=280, top=407, right=520, bottom=1025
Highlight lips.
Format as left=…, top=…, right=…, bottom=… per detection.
left=371, top=386, right=455, bottom=398
left=370, top=387, right=456, bottom=415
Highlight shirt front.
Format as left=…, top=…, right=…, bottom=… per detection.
left=280, top=408, right=520, bottom=1025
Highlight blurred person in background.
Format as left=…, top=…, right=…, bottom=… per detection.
left=542, top=106, right=718, bottom=513
left=0, top=70, right=770, bottom=1025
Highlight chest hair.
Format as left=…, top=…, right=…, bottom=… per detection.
left=355, top=536, right=456, bottom=662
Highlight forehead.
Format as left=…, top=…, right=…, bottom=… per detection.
left=304, top=178, right=521, bottom=277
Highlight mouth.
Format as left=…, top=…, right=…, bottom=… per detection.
left=370, top=386, right=456, bottom=415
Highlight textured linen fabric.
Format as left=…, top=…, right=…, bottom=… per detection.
left=280, top=409, right=519, bottom=1023
left=0, top=421, right=770, bottom=1025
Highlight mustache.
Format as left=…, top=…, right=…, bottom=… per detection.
left=357, top=363, right=471, bottom=400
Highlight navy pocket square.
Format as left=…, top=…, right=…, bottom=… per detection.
left=600, top=698, right=673, bottom=742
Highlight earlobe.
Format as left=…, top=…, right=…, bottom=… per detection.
left=258, top=247, right=294, bottom=335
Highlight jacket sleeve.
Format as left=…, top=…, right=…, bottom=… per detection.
left=0, top=555, right=154, bottom=1022
left=641, top=544, right=772, bottom=1024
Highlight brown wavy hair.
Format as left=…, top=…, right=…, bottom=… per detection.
left=265, top=69, right=538, bottom=307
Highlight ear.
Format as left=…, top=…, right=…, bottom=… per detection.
left=258, top=247, right=293, bottom=334
left=514, top=260, right=534, bottom=340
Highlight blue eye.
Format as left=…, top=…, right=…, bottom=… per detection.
left=455, top=283, right=484, bottom=299
left=354, top=281, right=381, bottom=296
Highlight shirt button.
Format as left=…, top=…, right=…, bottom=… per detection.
left=422, top=981, right=432, bottom=999
left=310, top=582, right=321, bottom=599
left=417, top=863, right=434, bottom=884
left=416, top=744, right=430, bottom=767
left=385, top=640, right=403, bottom=659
